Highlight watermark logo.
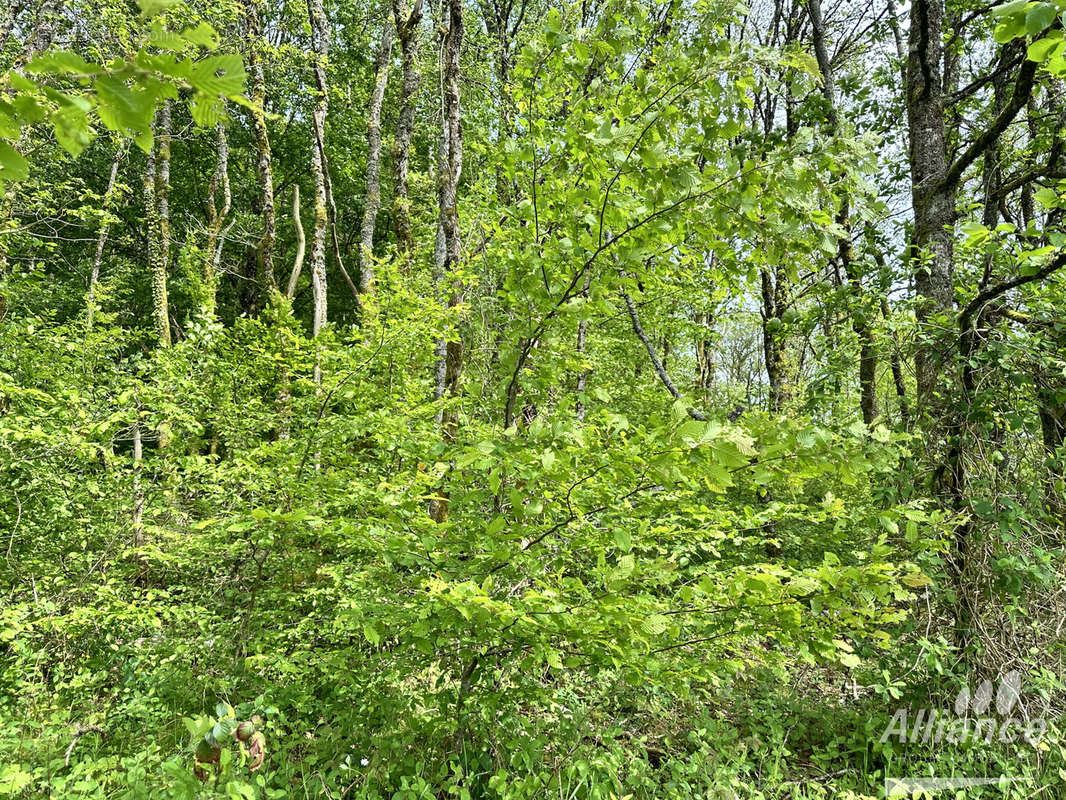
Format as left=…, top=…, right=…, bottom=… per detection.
left=882, top=670, right=1046, bottom=797
left=879, top=670, right=1046, bottom=747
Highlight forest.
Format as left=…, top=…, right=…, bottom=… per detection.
left=1, top=0, right=1065, bottom=796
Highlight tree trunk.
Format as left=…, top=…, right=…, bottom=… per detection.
left=1038, top=395, right=1066, bottom=519
left=145, top=108, right=171, bottom=347
left=807, top=0, right=877, bottom=425
left=482, top=0, right=526, bottom=202
left=621, top=282, right=706, bottom=422
left=391, top=0, right=424, bottom=258
left=286, top=185, right=305, bottom=300
left=246, top=0, right=277, bottom=294
left=906, top=0, right=954, bottom=402
left=203, top=120, right=231, bottom=317
left=358, top=18, right=394, bottom=294
left=21, top=0, right=62, bottom=64
left=307, top=0, right=330, bottom=338
left=429, top=0, right=465, bottom=524
left=87, top=143, right=126, bottom=328
left=0, top=1, right=28, bottom=48
left=760, top=265, right=788, bottom=411
left=694, top=310, right=715, bottom=395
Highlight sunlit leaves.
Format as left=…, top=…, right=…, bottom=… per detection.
left=0, top=142, right=29, bottom=182
left=0, top=7, right=245, bottom=182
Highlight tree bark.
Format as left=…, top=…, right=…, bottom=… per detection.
left=391, top=0, right=424, bottom=258
left=246, top=0, right=277, bottom=294
left=481, top=0, right=527, bottom=202
left=358, top=17, right=394, bottom=294
left=429, top=0, right=465, bottom=524
left=760, top=265, right=789, bottom=411
left=880, top=297, right=910, bottom=428
left=87, top=143, right=126, bottom=328
left=694, top=310, right=715, bottom=395
left=0, top=1, right=27, bottom=50
left=286, top=184, right=305, bottom=300
left=156, top=99, right=172, bottom=317
left=145, top=107, right=171, bottom=347
left=131, top=408, right=146, bottom=585
left=1038, top=395, right=1066, bottom=518
left=203, top=120, right=231, bottom=317
left=906, top=0, right=954, bottom=402
left=307, top=0, right=330, bottom=338
left=21, top=0, right=62, bottom=63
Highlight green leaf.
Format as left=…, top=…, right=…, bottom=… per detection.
left=94, top=76, right=156, bottom=135
left=613, top=528, right=632, bottom=552
left=1026, top=3, right=1058, bottom=35
left=0, top=141, right=29, bottom=183
left=993, top=0, right=1028, bottom=16
left=138, top=0, right=181, bottom=17
left=1035, top=186, right=1060, bottom=207
left=188, top=92, right=223, bottom=127
left=363, top=622, right=381, bottom=646
left=182, top=23, right=219, bottom=49
left=189, top=55, right=247, bottom=96
left=27, top=50, right=97, bottom=75
left=0, top=766, right=33, bottom=794
left=994, top=16, right=1027, bottom=43
left=1028, top=30, right=1064, bottom=62
left=640, top=614, right=669, bottom=636
left=838, top=652, right=862, bottom=668
left=961, top=220, right=990, bottom=247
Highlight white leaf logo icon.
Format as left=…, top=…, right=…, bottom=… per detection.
left=955, top=685, right=971, bottom=716
left=973, top=679, right=993, bottom=714
left=996, top=671, right=1021, bottom=716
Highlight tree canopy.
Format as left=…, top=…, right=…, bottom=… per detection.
left=1, top=0, right=1065, bottom=797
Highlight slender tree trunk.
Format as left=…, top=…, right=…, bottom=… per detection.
left=157, top=100, right=172, bottom=299
left=695, top=310, right=715, bottom=395
left=808, top=0, right=877, bottom=424
left=307, top=0, right=330, bottom=462
left=879, top=297, right=911, bottom=428
left=308, top=0, right=330, bottom=338
left=157, top=100, right=175, bottom=340
left=391, top=0, right=424, bottom=258
left=621, top=284, right=706, bottom=422
left=358, top=18, right=394, bottom=294
left=203, top=120, right=231, bottom=317
left=286, top=185, right=305, bottom=300
left=760, top=265, right=788, bottom=411
left=429, top=0, right=465, bottom=524
left=87, top=143, right=126, bottom=328
left=246, top=0, right=277, bottom=294
left=279, top=189, right=303, bottom=442
left=482, top=0, right=525, bottom=202
left=145, top=109, right=171, bottom=347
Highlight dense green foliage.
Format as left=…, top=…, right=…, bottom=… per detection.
left=1, top=0, right=1065, bottom=797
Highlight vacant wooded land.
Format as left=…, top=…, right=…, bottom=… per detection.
left=1, top=0, right=1065, bottom=797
